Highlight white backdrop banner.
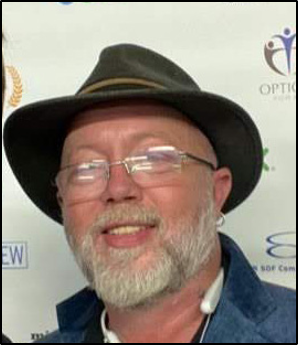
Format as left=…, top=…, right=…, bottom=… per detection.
left=2, top=2, right=296, bottom=343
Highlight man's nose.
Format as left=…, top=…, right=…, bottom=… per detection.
left=99, top=162, right=143, bottom=205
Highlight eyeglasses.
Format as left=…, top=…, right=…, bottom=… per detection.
left=55, top=146, right=216, bottom=205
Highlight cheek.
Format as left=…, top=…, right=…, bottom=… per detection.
left=146, top=184, right=201, bottom=227
left=146, top=170, right=211, bottom=228
left=62, top=202, right=103, bottom=242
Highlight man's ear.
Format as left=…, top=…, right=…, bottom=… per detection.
left=213, top=167, right=232, bottom=215
left=57, top=192, right=63, bottom=208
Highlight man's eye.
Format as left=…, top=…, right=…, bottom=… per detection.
left=131, top=151, right=180, bottom=173
left=68, top=163, right=103, bottom=183
left=70, top=168, right=94, bottom=183
left=147, top=151, right=177, bottom=162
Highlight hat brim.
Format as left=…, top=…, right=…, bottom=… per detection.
left=4, top=88, right=263, bottom=224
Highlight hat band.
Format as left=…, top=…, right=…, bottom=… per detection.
left=78, top=77, right=167, bottom=95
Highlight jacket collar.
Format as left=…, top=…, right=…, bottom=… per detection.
left=203, top=233, right=276, bottom=343
left=56, top=233, right=277, bottom=342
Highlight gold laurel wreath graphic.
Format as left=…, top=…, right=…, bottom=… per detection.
left=6, top=66, right=23, bottom=108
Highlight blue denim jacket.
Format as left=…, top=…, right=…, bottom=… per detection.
left=36, top=234, right=296, bottom=344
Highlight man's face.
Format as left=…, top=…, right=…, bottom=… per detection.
left=59, top=100, right=231, bottom=309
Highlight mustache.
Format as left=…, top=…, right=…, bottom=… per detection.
left=88, top=204, right=162, bottom=236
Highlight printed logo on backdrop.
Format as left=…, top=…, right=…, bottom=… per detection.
left=58, top=2, right=105, bottom=4
left=5, top=66, right=23, bottom=109
left=260, top=28, right=296, bottom=101
left=253, top=232, right=296, bottom=275
left=31, top=331, right=51, bottom=342
left=2, top=242, right=29, bottom=270
left=265, top=28, right=296, bottom=77
left=266, top=232, right=296, bottom=259
left=262, top=147, right=275, bottom=173
left=56, top=2, right=126, bottom=6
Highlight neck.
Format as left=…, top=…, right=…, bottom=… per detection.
left=105, top=242, right=221, bottom=344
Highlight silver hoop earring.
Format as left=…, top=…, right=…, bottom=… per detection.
left=216, top=212, right=225, bottom=231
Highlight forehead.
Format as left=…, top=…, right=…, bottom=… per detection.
left=64, top=100, right=213, bottom=154
left=71, top=100, right=192, bottom=130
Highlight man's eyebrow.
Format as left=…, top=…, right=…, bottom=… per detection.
left=62, top=132, right=174, bottom=162
left=62, top=146, right=104, bottom=166
left=128, top=131, right=173, bottom=142
left=67, top=133, right=170, bottom=152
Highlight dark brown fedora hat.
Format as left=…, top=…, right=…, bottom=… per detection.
left=4, top=43, right=263, bottom=224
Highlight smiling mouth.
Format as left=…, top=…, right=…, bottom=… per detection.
left=103, top=224, right=156, bottom=236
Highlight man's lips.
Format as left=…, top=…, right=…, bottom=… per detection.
left=102, top=223, right=156, bottom=235
left=100, top=223, right=157, bottom=248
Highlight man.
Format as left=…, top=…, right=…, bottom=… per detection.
left=4, top=44, right=296, bottom=343
left=2, top=32, right=13, bottom=345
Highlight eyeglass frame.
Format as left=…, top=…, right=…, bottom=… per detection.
left=55, top=146, right=217, bottom=200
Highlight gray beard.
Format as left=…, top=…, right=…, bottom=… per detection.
left=65, top=196, right=217, bottom=310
